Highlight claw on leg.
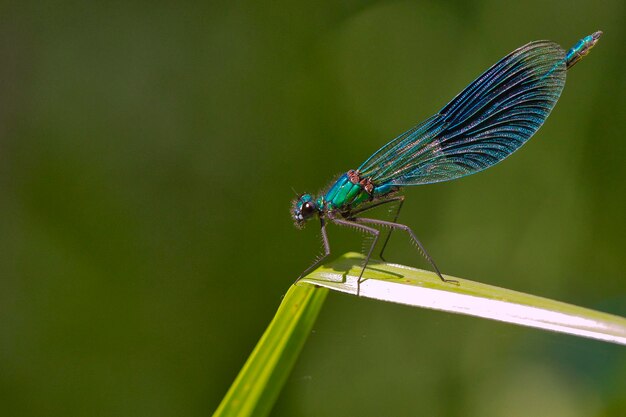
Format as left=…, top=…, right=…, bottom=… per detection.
left=331, top=218, right=380, bottom=296
left=353, top=217, right=458, bottom=286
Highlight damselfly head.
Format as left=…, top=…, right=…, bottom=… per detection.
left=292, top=193, right=318, bottom=228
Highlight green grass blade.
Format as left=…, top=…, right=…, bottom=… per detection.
left=213, top=284, right=328, bottom=417
left=215, top=253, right=624, bottom=417
left=301, top=252, right=626, bottom=345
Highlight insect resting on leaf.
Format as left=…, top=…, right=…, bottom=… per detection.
left=292, top=31, right=602, bottom=294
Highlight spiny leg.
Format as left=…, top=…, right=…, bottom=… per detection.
left=377, top=196, right=404, bottom=261
left=331, top=218, right=380, bottom=296
left=353, top=217, right=458, bottom=285
left=296, top=218, right=330, bottom=282
left=348, top=196, right=405, bottom=261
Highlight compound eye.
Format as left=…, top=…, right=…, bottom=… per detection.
left=301, top=201, right=315, bottom=217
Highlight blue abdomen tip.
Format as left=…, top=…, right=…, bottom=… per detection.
left=566, top=31, right=603, bottom=69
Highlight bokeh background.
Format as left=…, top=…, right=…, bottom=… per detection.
left=1, top=1, right=625, bottom=416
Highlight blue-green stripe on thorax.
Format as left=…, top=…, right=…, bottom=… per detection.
left=319, top=174, right=367, bottom=211
left=320, top=173, right=397, bottom=212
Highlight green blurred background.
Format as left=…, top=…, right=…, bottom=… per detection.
left=1, top=1, right=625, bottom=416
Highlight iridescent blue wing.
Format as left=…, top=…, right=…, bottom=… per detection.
left=357, top=40, right=567, bottom=186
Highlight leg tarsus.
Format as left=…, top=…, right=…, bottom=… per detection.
left=353, top=217, right=458, bottom=285
left=331, top=218, right=380, bottom=296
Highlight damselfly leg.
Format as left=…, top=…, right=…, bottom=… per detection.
left=296, top=218, right=330, bottom=281
left=331, top=218, right=380, bottom=296
left=348, top=196, right=405, bottom=261
left=353, top=217, right=458, bottom=285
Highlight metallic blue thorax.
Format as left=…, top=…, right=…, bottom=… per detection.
left=319, top=173, right=397, bottom=212
left=320, top=174, right=367, bottom=211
